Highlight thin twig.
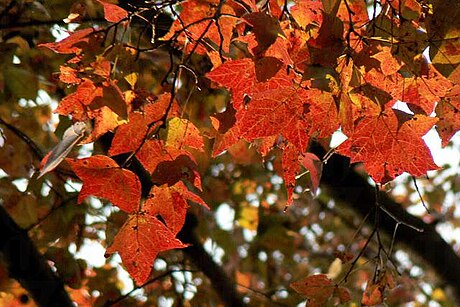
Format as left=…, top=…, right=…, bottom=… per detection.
left=0, top=117, right=44, bottom=160
left=378, top=205, right=424, bottom=233
left=104, top=269, right=196, bottom=306
left=412, top=176, right=430, bottom=214
left=341, top=226, right=377, bottom=283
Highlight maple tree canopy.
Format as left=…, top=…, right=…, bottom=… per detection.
left=0, top=0, right=459, bottom=305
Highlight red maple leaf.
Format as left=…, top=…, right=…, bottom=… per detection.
left=144, top=181, right=208, bottom=234
left=371, top=47, right=403, bottom=76
left=361, top=284, right=383, bottom=306
left=55, top=79, right=99, bottom=121
left=282, top=145, right=323, bottom=204
left=213, top=83, right=338, bottom=155
left=436, top=85, right=460, bottom=146
left=337, top=0, right=369, bottom=28
left=290, top=0, right=323, bottom=30
left=145, top=185, right=188, bottom=234
left=291, top=274, right=351, bottom=306
left=68, top=155, right=141, bottom=213
left=402, top=65, right=452, bottom=115
left=39, top=28, right=96, bottom=54
left=242, top=12, right=285, bottom=55
left=97, top=0, right=128, bottom=23
left=91, top=80, right=128, bottom=119
left=236, top=29, right=294, bottom=66
left=108, top=93, right=170, bottom=156
left=55, top=79, right=128, bottom=121
left=213, top=85, right=310, bottom=155
left=207, top=58, right=292, bottom=111
left=106, top=213, right=187, bottom=285
left=307, top=89, right=339, bottom=138
left=290, top=274, right=335, bottom=305
left=165, top=0, right=236, bottom=54
left=362, top=69, right=403, bottom=109
left=59, top=66, right=81, bottom=84
left=337, top=109, right=438, bottom=183
left=164, top=118, right=205, bottom=152
left=136, top=139, right=202, bottom=190
left=83, top=107, right=121, bottom=144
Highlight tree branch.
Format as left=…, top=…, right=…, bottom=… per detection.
left=0, top=205, right=73, bottom=306
left=313, top=144, right=460, bottom=298
left=179, top=214, right=245, bottom=307
left=0, top=17, right=107, bottom=30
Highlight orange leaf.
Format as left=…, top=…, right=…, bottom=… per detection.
left=109, top=113, right=151, bottom=156
left=243, top=12, right=285, bottom=54
left=106, top=214, right=187, bottom=285
left=362, top=284, right=383, bottom=306
left=290, top=0, right=323, bottom=29
left=97, top=0, right=128, bottom=23
left=281, top=145, right=323, bottom=205
left=164, top=0, right=236, bottom=54
left=207, top=58, right=292, bottom=111
left=83, top=107, right=122, bottom=143
left=144, top=182, right=208, bottom=234
left=165, top=118, right=205, bottom=152
left=371, top=47, right=403, bottom=76
left=68, top=155, right=141, bottom=213
left=337, top=109, right=438, bottom=183
left=136, top=139, right=202, bottom=190
left=145, top=185, right=188, bottom=234
left=91, top=80, right=128, bottom=119
left=216, top=85, right=310, bottom=155
left=337, top=0, right=369, bottom=27
left=39, top=28, right=95, bottom=54
left=299, top=152, right=323, bottom=194
left=282, top=144, right=300, bottom=205
left=307, top=89, right=339, bottom=138
left=109, top=93, right=170, bottom=155
left=436, top=85, right=460, bottom=146
left=402, top=65, right=452, bottom=115
left=55, top=79, right=100, bottom=121
left=59, top=66, right=81, bottom=84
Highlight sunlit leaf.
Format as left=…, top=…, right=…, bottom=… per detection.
left=106, top=214, right=187, bottom=285
left=68, top=155, right=141, bottom=213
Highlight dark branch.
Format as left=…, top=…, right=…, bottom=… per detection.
left=0, top=17, right=107, bottom=30
left=0, top=205, right=73, bottom=306
left=0, top=117, right=44, bottom=160
left=179, top=214, right=245, bottom=307
left=104, top=269, right=197, bottom=306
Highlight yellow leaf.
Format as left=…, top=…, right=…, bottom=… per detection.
left=326, top=258, right=342, bottom=280
left=238, top=206, right=258, bottom=231
left=124, top=72, right=138, bottom=88
left=432, top=288, right=446, bottom=302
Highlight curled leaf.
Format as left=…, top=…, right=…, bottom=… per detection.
left=38, top=122, right=86, bottom=178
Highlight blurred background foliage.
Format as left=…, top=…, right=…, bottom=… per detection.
left=0, top=0, right=459, bottom=306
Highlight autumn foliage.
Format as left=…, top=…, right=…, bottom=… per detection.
left=1, top=0, right=460, bottom=305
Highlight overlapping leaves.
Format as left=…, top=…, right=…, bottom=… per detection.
left=40, top=0, right=460, bottom=292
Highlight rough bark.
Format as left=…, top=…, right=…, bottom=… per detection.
left=0, top=205, right=73, bottom=307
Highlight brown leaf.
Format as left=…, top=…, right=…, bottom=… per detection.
left=290, top=274, right=335, bottom=305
